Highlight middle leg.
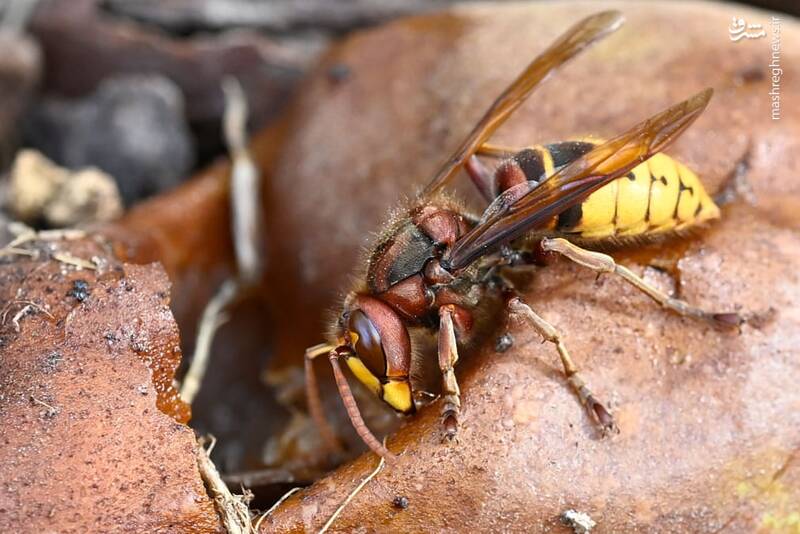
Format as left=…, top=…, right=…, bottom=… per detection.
left=438, top=305, right=464, bottom=441
left=464, top=155, right=495, bottom=202
left=507, top=296, right=616, bottom=434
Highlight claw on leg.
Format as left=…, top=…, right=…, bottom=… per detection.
left=441, top=410, right=459, bottom=443
left=567, top=374, right=617, bottom=435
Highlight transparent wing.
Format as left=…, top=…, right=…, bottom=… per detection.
left=421, top=10, right=625, bottom=197
left=445, top=88, right=714, bottom=270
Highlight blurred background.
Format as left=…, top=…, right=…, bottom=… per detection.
left=0, top=0, right=797, bottom=218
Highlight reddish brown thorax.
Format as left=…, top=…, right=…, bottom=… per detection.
left=366, top=205, right=472, bottom=322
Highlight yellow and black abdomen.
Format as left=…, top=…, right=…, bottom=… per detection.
left=509, top=140, right=720, bottom=244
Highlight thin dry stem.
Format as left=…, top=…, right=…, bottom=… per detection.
left=254, top=487, right=301, bottom=531
left=30, top=395, right=58, bottom=417
left=0, top=226, right=86, bottom=258
left=180, top=279, right=238, bottom=404
left=223, top=76, right=263, bottom=285
left=52, top=252, right=96, bottom=270
left=317, top=453, right=385, bottom=533
left=0, top=247, right=35, bottom=257
left=2, top=300, right=53, bottom=331
left=179, top=77, right=264, bottom=404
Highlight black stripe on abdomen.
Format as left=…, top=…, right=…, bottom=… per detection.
left=546, top=141, right=596, bottom=169
left=556, top=203, right=583, bottom=230
left=513, top=148, right=546, bottom=183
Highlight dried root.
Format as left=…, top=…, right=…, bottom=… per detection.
left=196, top=437, right=255, bottom=534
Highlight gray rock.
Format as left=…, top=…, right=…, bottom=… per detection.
left=24, top=75, right=195, bottom=204
left=0, top=31, right=41, bottom=169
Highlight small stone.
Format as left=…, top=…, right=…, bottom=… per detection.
left=9, top=150, right=123, bottom=226
left=392, top=496, right=409, bottom=510
left=495, top=333, right=514, bottom=353
left=561, top=509, right=596, bottom=534
left=67, top=279, right=90, bottom=302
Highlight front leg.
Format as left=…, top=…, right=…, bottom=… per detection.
left=438, top=305, right=465, bottom=441
left=304, top=342, right=343, bottom=455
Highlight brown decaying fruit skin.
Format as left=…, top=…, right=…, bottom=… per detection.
left=0, top=238, right=222, bottom=533
left=255, top=2, right=800, bottom=532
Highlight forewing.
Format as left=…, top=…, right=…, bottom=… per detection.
left=421, top=10, right=624, bottom=197
left=445, top=88, right=714, bottom=270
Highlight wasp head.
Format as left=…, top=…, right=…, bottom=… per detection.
left=338, top=295, right=415, bottom=414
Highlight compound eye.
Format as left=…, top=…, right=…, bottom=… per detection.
left=347, top=310, right=386, bottom=378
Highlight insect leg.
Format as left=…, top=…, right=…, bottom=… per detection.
left=304, top=343, right=344, bottom=454
left=438, top=305, right=463, bottom=441
left=328, top=346, right=397, bottom=462
left=464, top=156, right=495, bottom=202
left=540, top=237, right=742, bottom=327
left=476, top=143, right=523, bottom=158
left=507, top=296, right=616, bottom=434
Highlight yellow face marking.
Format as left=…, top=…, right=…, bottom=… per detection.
left=345, top=356, right=382, bottom=396
left=615, top=163, right=651, bottom=235
left=646, top=153, right=680, bottom=230
left=382, top=380, right=413, bottom=413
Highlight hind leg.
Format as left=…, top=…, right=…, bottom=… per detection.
left=540, top=237, right=742, bottom=328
